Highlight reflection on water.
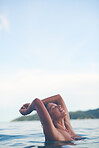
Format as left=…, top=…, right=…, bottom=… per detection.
left=45, top=141, right=76, bottom=147
left=25, top=141, right=76, bottom=148
left=0, top=119, right=99, bottom=148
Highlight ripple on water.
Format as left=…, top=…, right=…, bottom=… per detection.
left=0, top=120, right=99, bottom=148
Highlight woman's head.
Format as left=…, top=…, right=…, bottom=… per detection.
left=46, top=103, right=66, bottom=121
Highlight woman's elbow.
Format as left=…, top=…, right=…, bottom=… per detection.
left=57, top=94, right=63, bottom=100
left=33, top=98, right=41, bottom=105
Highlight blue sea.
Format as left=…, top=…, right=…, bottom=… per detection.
left=0, top=119, right=99, bottom=148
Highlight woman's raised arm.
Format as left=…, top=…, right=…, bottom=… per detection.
left=19, top=98, right=58, bottom=140
left=42, top=94, right=70, bottom=122
left=19, top=94, right=70, bottom=121
left=19, top=98, right=54, bottom=126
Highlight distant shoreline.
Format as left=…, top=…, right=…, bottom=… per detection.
left=12, top=108, right=99, bottom=122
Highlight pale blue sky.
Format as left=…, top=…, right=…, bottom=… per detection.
left=0, top=0, right=99, bottom=122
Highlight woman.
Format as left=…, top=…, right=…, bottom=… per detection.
left=19, top=94, right=81, bottom=141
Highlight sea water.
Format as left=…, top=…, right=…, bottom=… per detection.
left=0, top=119, right=99, bottom=148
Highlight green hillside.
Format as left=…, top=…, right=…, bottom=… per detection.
left=69, top=108, right=99, bottom=119
left=12, top=108, right=99, bottom=121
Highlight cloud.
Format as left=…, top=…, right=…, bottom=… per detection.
left=0, top=14, right=9, bottom=31
left=0, top=69, right=99, bottom=110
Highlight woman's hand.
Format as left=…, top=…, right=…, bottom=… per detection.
left=19, top=103, right=30, bottom=115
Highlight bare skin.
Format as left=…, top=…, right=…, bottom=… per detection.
left=19, top=94, right=81, bottom=141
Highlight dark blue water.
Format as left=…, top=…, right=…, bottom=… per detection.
left=0, top=119, right=99, bottom=148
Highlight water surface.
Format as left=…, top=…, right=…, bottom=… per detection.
left=0, top=119, right=99, bottom=148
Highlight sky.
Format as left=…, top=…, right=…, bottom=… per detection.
left=0, top=0, right=99, bottom=122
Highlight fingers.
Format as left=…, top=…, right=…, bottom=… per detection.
left=19, top=103, right=30, bottom=115
left=22, top=105, right=26, bottom=109
left=22, top=103, right=30, bottom=109
left=19, top=108, right=25, bottom=115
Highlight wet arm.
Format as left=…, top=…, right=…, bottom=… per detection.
left=19, top=101, right=36, bottom=115
left=41, top=94, right=70, bottom=121
left=43, top=95, right=79, bottom=137
left=20, top=98, right=54, bottom=127
left=19, top=95, right=61, bottom=115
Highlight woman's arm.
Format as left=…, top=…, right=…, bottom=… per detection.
left=19, top=94, right=70, bottom=121
left=33, top=98, right=53, bottom=125
left=19, top=98, right=58, bottom=140
left=43, top=95, right=80, bottom=137
left=42, top=94, right=70, bottom=122
left=40, top=95, right=79, bottom=138
left=19, top=98, right=54, bottom=126
left=19, top=101, right=36, bottom=115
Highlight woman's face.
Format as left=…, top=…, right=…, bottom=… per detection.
left=47, top=103, right=66, bottom=120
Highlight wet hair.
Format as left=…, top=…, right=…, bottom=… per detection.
left=44, top=103, right=48, bottom=109
left=45, top=103, right=50, bottom=114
